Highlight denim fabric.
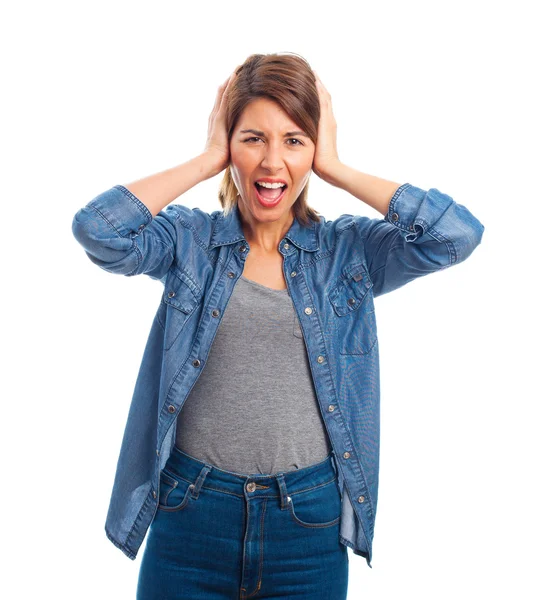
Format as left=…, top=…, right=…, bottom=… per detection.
left=71, top=182, right=485, bottom=568
left=136, top=447, right=349, bottom=599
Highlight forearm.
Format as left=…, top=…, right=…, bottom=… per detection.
left=322, top=161, right=403, bottom=217
left=123, top=152, right=221, bottom=218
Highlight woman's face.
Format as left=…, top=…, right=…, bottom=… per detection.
left=229, top=97, right=315, bottom=227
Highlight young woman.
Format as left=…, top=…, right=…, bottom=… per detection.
left=72, top=52, right=485, bottom=599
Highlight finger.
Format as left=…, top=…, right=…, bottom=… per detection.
left=314, top=71, right=329, bottom=95
left=214, top=74, right=233, bottom=106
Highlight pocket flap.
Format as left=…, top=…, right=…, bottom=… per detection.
left=329, top=263, right=373, bottom=317
left=163, top=273, right=199, bottom=315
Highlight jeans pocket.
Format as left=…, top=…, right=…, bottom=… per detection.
left=287, top=477, right=342, bottom=528
left=157, top=468, right=194, bottom=512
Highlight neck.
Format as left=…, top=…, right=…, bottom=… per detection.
left=237, top=202, right=294, bottom=253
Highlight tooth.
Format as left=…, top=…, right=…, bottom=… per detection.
left=257, top=181, right=285, bottom=188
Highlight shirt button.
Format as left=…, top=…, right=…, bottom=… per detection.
left=357, top=495, right=365, bottom=503
left=409, top=224, right=414, bottom=231
left=192, top=359, right=201, bottom=367
left=239, top=245, right=246, bottom=252
left=291, top=271, right=297, bottom=277
left=168, top=291, right=176, bottom=298
left=347, top=297, right=355, bottom=306
left=227, top=272, right=236, bottom=278
left=284, top=243, right=289, bottom=249
left=211, top=309, right=220, bottom=317
left=343, top=451, right=351, bottom=459
left=156, top=449, right=160, bottom=457
left=168, top=405, right=176, bottom=413
left=304, top=307, right=313, bottom=315
left=152, top=490, right=157, bottom=499
left=317, top=355, right=325, bottom=364
left=391, top=212, right=399, bottom=222
left=328, top=404, right=335, bottom=412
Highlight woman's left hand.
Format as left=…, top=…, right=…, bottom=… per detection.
left=312, top=72, right=341, bottom=181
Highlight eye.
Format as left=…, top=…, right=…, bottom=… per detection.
left=243, top=137, right=303, bottom=146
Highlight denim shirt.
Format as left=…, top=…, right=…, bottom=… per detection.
left=71, top=182, right=485, bottom=568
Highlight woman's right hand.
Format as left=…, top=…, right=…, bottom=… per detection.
left=203, top=68, right=238, bottom=176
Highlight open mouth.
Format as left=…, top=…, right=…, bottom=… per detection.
left=253, top=182, right=288, bottom=207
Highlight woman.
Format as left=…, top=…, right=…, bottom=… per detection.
left=72, top=52, right=485, bottom=599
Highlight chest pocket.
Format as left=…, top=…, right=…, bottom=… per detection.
left=160, top=271, right=200, bottom=351
left=328, top=263, right=377, bottom=355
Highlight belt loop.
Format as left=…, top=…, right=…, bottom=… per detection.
left=275, top=473, right=290, bottom=510
left=190, top=464, right=212, bottom=499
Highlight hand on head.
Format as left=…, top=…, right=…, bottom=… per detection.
left=204, top=66, right=240, bottom=175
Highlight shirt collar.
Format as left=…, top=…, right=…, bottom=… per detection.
left=209, top=202, right=319, bottom=252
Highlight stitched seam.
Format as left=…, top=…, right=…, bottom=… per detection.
left=244, top=499, right=266, bottom=597
left=123, top=489, right=151, bottom=550
left=155, top=302, right=165, bottom=329
left=90, top=205, right=121, bottom=237
left=128, top=243, right=142, bottom=276
left=89, top=205, right=142, bottom=275
left=427, top=225, right=457, bottom=264
left=173, top=211, right=213, bottom=259
left=105, top=527, right=137, bottom=560
left=290, top=510, right=341, bottom=528
left=288, top=497, right=341, bottom=528
left=114, top=184, right=153, bottom=223
left=161, top=469, right=337, bottom=498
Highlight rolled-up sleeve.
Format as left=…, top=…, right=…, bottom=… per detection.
left=71, top=185, right=176, bottom=281
left=354, top=183, right=485, bottom=297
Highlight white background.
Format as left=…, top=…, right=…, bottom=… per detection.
left=2, top=0, right=553, bottom=598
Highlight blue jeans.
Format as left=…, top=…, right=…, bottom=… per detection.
left=137, top=445, right=349, bottom=599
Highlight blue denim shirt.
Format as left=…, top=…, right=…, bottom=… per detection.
left=72, top=182, right=485, bottom=568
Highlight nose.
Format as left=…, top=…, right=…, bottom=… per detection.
left=259, top=142, right=285, bottom=172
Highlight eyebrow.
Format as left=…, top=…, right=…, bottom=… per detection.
left=239, top=128, right=309, bottom=138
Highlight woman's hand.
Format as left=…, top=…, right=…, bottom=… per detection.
left=312, top=71, right=341, bottom=182
left=203, top=67, right=238, bottom=176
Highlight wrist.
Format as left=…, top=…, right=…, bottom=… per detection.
left=198, top=151, right=228, bottom=180
left=319, top=160, right=347, bottom=188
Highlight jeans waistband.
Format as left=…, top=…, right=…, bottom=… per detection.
left=163, top=446, right=339, bottom=505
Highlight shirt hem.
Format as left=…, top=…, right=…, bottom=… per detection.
left=105, top=526, right=138, bottom=560
left=339, top=534, right=372, bottom=568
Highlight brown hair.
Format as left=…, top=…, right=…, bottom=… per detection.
left=218, top=52, right=322, bottom=226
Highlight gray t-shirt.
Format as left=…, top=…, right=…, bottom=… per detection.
left=175, top=274, right=332, bottom=475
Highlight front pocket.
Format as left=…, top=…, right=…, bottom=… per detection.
left=328, top=263, right=377, bottom=355
left=287, top=478, right=342, bottom=529
left=161, top=271, right=200, bottom=351
left=157, top=468, right=194, bottom=512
